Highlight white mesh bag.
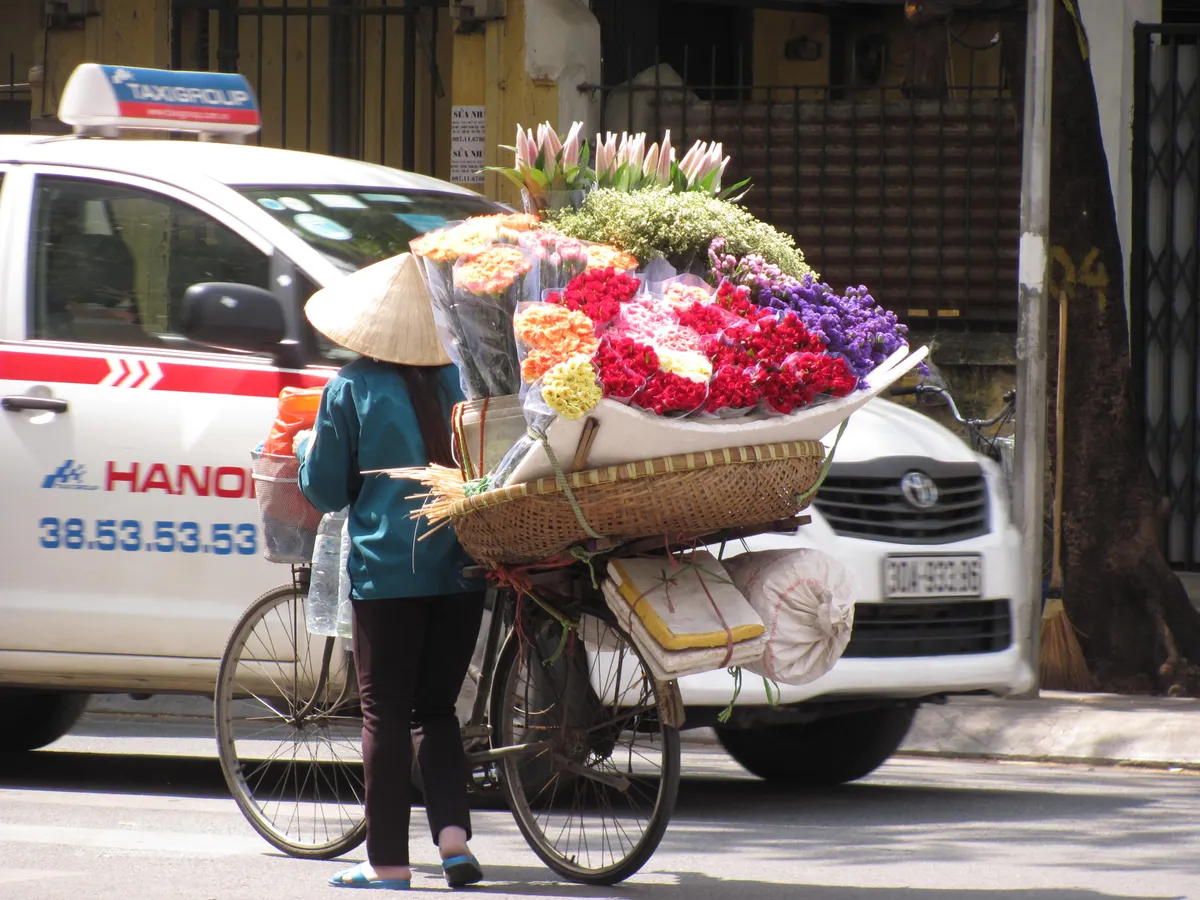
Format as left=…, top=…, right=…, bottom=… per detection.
left=722, top=549, right=857, bottom=686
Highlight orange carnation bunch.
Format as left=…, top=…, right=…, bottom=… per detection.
left=453, top=245, right=533, bottom=295
left=514, top=304, right=599, bottom=382
left=411, top=214, right=539, bottom=263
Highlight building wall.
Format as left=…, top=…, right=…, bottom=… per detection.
left=1078, top=0, right=1162, bottom=312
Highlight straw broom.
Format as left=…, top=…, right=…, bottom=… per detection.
left=1040, top=291, right=1093, bottom=692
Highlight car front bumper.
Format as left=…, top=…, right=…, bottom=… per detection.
left=682, top=460, right=1036, bottom=708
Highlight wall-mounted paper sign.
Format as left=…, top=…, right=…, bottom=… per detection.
left=451, top=105, right=486, bottom=185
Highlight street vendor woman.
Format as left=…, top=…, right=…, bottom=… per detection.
left=295, top=252, right=485, bottom=892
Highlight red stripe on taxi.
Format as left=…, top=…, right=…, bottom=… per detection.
left=0, top=347, right=334, bottom=399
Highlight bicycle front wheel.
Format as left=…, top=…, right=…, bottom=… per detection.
left=490, top=608, right=681, bottom=885
left=214, top=582, right=366, bottom=859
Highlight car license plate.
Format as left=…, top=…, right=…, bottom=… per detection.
left=884, top=555, right=983, bottom=599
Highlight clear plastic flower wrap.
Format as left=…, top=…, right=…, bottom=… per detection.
left=755, top=350, right=857, bottom=416
left=513, top=301, right=599, bottom=386
left=658, top=274, right=717, bottom=308
left=631, top=369, right=709, bottom=418
left=491, top=303, right=602, bottom=487
left=519, top=231, right=589, bottom=290
left=613, top=294, right=679, bottom=345
left=696, top=364, right=762, bottom=418
left=583, top=242, right=640, bottom=276
left=492, top=354, right=603, bottom=487
left=542, top=266, right=641, bottom=333
left=593, top=333, right=658, bottom=404
left=410, top=215, right=541, bottom=398
left=780, top=350, right=859, bottom=402
left=450, top=243, right=538, bottom=397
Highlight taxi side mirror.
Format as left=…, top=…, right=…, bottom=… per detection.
left=180, top=282, right=289, bottom=356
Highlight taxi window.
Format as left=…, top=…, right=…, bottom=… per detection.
left=238, top=187, right=498, bottom=273
left=29, top=176, right=271, bottom=349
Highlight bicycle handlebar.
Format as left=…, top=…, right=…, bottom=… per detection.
left=889, top=382, right=1014, bottom=428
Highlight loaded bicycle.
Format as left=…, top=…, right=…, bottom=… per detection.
left=213, top=451, right=806, bottom=884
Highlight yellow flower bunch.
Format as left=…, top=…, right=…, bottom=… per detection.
left=541, top=354, right=602, bottom=420
left=657, top=348, right=712, bottom=382
left=514, top=305, right=599, bottom=382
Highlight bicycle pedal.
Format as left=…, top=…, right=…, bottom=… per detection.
left=461, top=725, right=491, bottom=741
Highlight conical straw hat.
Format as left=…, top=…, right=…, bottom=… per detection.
left=305, top=252, right=451, bottom=366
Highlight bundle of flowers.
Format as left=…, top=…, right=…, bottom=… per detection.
left=410, top=123, right=920, bottom=490
left=708, top=238, right=911, bottom=378
left=501, top=265, right=862, bottom=433
left=549, top=188, right=810, bottom=278
left=411, top=214, right=634, bottom=399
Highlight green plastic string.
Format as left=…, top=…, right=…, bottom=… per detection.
left=795, top=418, right=849, bottom=507
left=762, top=676, right=781, bottom=707
left=569, top=545, right=602, bottom=588
left=530, top=428, right=605, bottom=541
left=717, top=666, right=743, bottom=724
left=520, top=585, right=574, bottom=666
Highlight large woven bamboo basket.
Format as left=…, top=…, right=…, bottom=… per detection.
left=447, top=440, right=827, bottom=566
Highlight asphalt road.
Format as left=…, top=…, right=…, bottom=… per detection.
left=1, top=713, right=1198, bottom=900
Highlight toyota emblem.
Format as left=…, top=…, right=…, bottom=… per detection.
left=900, top=471, right=939, bottom=509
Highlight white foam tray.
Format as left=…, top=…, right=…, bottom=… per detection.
left=508, top=344, right=929, bottom=484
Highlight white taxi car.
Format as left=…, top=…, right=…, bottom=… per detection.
left=0, top=64, right=1033, bottom=780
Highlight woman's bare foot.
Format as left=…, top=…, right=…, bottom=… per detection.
left=437, top=825, right=471, bottom=861
left=328, top=861, right=412, bottom=886
left=369, top=863, right=412, bottom=882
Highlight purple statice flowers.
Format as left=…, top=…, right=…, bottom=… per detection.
left=708, top=238, right=911, bottom=379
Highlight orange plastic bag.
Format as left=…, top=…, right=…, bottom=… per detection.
left=263, top=386, right=324, bottom=456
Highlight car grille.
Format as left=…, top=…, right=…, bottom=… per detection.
left=844, top=599, right=1012, bottom=658
left=812, top=462, right=990, bottom=544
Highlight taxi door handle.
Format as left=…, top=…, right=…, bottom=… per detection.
left=2, top=396, right=69, bottom=414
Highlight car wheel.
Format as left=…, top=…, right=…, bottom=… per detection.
left=0, top=689, right=90, bottom=753
left=716, top=705, right=917, bottom=786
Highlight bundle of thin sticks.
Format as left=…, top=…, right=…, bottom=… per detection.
left=382, top=464, right=468, bottom=537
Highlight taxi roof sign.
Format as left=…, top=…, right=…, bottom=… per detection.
left=58, top=64, right=261, bottom=138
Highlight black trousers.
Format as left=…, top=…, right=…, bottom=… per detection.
left=351, top=592, right=485, bottom=867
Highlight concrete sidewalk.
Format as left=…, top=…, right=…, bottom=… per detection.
left=898, top=690, right=1200, bottom=770
left=84, top=689, right=1200, bottom=770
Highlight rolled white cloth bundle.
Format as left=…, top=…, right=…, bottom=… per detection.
left=722, top=549, right=857, bottom=686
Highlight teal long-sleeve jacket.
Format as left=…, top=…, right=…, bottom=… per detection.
left=297, top=358, right=479, bottom=600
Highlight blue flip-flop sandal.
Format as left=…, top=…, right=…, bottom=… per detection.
left=441, top=854, right=484, bottom=888
left=328, top=862, right=410, bottom=891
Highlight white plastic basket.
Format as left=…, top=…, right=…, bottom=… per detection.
left=251, top=451, right=321, bottom=564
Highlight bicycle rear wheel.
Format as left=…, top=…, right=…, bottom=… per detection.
left=214, top=581, right=366, bottom=859
left=490, top=606, right=681, bottom=885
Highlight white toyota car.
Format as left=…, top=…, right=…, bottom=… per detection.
left=0, top=67, right=1032, bottom=784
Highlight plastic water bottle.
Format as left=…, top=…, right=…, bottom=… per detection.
left=334, top=517, right=354, bottom=640
left=306, top=509, right=348, bottom=637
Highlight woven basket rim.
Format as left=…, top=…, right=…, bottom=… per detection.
left=449, top=439, right=826, bottom=517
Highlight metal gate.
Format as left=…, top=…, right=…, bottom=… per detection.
left=170, top=0, right=447, bottom=174
left=583, top=27, right=1021, bottom=326
left=1131, top=23, right=1200, bottom=569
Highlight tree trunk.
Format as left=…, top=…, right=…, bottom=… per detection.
left=1042, top=4, right=1200, bottom=694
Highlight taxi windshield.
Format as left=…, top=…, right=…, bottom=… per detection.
left=237, top=187, right=499, bottom=272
